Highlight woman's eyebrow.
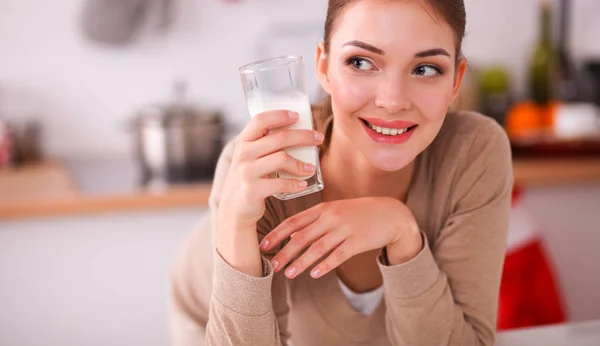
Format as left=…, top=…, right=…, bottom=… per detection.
left=342, top=40, right=385, bottom=55
left=341, top=43, right=451, bottom=60
left=414, top=48, right=451, bottom=58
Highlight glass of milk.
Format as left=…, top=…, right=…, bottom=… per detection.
left=239, top=55, right=324, bottom=200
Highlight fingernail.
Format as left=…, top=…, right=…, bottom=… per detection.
left=314, top=131, right=324, bottom=141
left=271, top=259, right=279, bottom=271
left=297, top=180, right=308, bottom=188
left=304, top=163, right=315, bottom=172
left=288, top=111, right=298, bottom=119
left=310, top=268, right=321, bottom=278
left=260, top=239, right=269, bottom=250
left=285, top=266, right=296, bottom=278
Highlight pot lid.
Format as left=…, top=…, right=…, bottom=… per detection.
left=133, top=79, right=222, bottom=126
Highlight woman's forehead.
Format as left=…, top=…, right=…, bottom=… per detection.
left=330, top=0, right=456, bottom=55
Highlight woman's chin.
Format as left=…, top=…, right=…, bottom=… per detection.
left=365, top=151, right=415, bottom=172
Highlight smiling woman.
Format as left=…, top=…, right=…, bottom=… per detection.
left=170, top=1, right=513, bottom=345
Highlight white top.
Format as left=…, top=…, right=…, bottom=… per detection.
left=337, top=278, right=384, bottom=316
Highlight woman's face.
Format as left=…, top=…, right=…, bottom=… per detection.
left=317, top=0, right=466, bottom=171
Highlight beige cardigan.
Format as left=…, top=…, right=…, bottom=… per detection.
left=169, top=111, right=513, bottom=346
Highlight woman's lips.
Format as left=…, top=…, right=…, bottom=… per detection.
left=361, top=117, right=416, bottom=129
left=359, top=117, right=417, bottom=144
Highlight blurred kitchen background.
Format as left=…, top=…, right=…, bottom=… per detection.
left=1, top=0, right=600, bottom=345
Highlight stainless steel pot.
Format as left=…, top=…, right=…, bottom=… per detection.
left=131, top=83, right=223, bottom=186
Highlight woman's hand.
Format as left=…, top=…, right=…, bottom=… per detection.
left=259, top=197, right=423, bottom=279
left=216, top=110, right=324, bottom=276
left=218, top=110, right=324, bottom=230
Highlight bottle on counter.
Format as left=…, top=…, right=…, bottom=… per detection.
left=505, top=1, right=556, bottom=145
left=528, top=0, right=555, bottom=107
left=555, top=0, right=582, bottom=103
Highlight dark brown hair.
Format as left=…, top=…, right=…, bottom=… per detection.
left=313, top=0, right=466, bottom=152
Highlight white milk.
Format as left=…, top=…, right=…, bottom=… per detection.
left=247, top=96, right=317, bottom=180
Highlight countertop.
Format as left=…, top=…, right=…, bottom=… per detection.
left=512, top=156, right=600, bottom=186
left=2, top=155, right=600, bottom=220
left=496, top=319, right=600, bottom=346
left=0, top=158, right=212, bottom=220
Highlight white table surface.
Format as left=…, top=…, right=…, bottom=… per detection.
left=496, top=319, right=600, bottom=346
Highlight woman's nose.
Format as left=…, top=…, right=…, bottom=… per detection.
left=374, top=76, right=411, bottom=113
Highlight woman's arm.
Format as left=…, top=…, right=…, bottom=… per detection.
left=205, top=248, right=290, bottom=346
left=206, top=196, right=292, bottom=345
left=379, top=125, right=513, bottom=346
left=169, top=140, right=292, bottom=346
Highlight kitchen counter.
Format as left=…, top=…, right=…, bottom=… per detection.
left=512, top=157, right=600, bottom=186
left=496, top=319, right=600, bottom=346
left=0, top=159, right=212, bottom=220
left=1, top=156, right=600, bottom=220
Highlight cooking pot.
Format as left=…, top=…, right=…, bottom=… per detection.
left=131, top=82, right=224, bottom=186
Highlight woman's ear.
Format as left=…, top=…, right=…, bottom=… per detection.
left=316, top=42, right=331, bottom=94
left=452, top=58, right=468, bottom=102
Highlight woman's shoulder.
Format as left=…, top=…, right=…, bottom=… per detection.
left=208, top=139, right=236, bottom=210
left=428, top=110, right=512, bottom=166
left=439, top=110, right=508, bottom=146
left=419, top=110, right=513, bottom=203
left=412, top=111, right=513, bottom=235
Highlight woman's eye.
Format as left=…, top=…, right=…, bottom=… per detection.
left=413, top=65, right=442, bottom=77
left=347, top=57, right=375, bottom=71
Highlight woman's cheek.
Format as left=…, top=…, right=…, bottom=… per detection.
left=411, top=82, right=454, bottom=121
left=330, top=71, right=375, bottom=113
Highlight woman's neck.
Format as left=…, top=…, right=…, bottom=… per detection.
left=320, top=128, right=415, bottom=202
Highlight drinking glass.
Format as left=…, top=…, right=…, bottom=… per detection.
left=239, top=55, right=324, bottom=200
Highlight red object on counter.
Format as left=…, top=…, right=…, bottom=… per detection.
left=497, top=186, right=566, bottom=330
left=0, top=121, right=12, bottom=168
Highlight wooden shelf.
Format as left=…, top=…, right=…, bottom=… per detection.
left=0, top=161, right=77, bottom=201
left=513, top=157, right=600, bottom=187
left=0, top=184, right=212, bottom=220
left=2, top=157, right=600, bottom=221
left=0, top=162, right=212, bottom=220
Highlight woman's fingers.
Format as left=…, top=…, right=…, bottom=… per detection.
left=260, top=203, right=324, bottom=251
left=282, top=233, right=346, bottom=279
left=246, top=178, right=308, bottom=199
left=250, top=151, right=315, bottom=180
left=310, top=241, right=355, bottom=279
left=236, top=151, right=315, bottom=200
left=241, top=128, right=323, bottom=161
left=268, top=218, right=329, bottom=272
left=240, top=110, right=298, bottom=142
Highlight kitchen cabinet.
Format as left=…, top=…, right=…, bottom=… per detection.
left=0, top=207, right=204, bottom=346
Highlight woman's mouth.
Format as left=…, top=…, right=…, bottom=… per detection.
left=359, top=118, right=417, bottom=144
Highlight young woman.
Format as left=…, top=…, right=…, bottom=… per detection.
left=170, top=0, right=513, bottom=345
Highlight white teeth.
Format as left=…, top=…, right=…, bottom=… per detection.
left=367, top=122, right=410, bottom=136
